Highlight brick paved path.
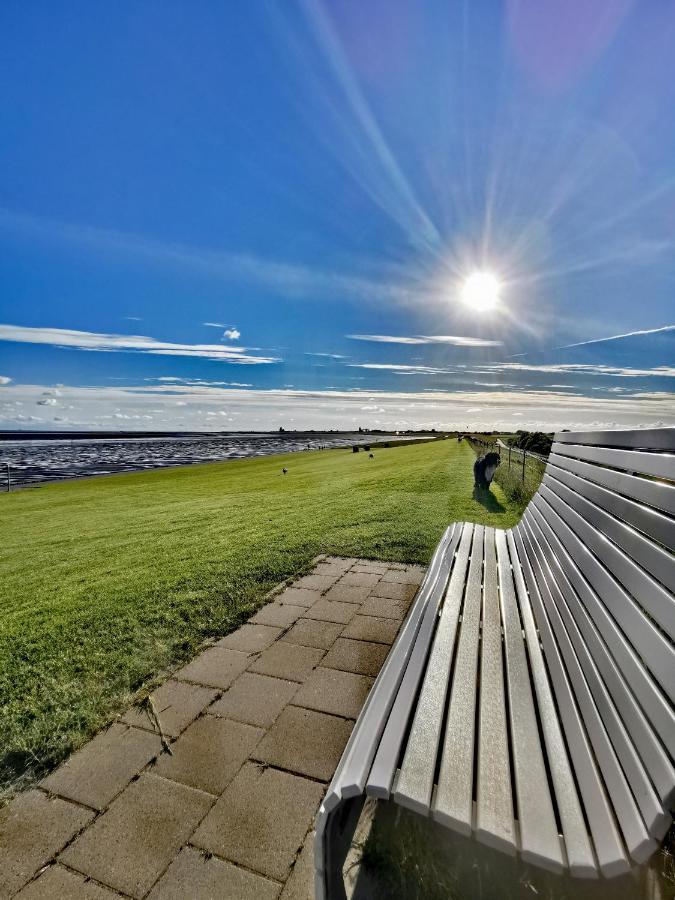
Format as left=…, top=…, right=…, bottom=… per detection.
left=0, top=557, right=425, bottom=899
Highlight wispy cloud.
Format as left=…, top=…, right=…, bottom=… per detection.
left=0, top=324, right=279, bottom=364
left=558, top=324, right=675, bottom=349
left=305, top=352, right=348, bottom=360
left=0, top=376, right=11, bottom=385
left=347, top=334, right=502, bottom=347
left=203, top=322, right=228, bottom=328
left=123, top=316, right=143, bottom=321
left=482, top=362, right=675, bottom=378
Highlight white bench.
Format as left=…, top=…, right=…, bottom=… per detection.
left=315, top=427, right=675, bottom=897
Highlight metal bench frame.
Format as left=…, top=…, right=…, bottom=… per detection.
left=315, top=428, right=675, bottom=898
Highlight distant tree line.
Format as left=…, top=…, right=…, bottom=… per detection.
left=506, top=430, right=553, bottom=456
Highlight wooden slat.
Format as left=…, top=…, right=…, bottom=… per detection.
left=552, top=442, right=675, bottom=481
left=496, top=530, right=563, bottom=871
left=549, top=452, right=675, bottom=517
left=393, top=524, right=473, bottom=813
left=432, top=525, right=485, bottom=834
left=543, top=471, right=675, bottom=594
left=546, top=460, right=675, bottom=552
left=516, top=527, right=631, bottom=877
left=328, top=525, right=456, bottom=803
left=523, top=518, right=668, bottom=850
left=539, top=484, right=675, bottom=645
left=526, top=512, right=675, bottom=819
left=475, top=528, right=516, bottom=854
left=367, top=525, right=461, bottom=798
left=507, top=531, right=597, bottom=877
left=532, top=494, right=675, bottom=701
left=554, top=428, right=675, bottom=451
left=528, top=502, right=675, bottom=769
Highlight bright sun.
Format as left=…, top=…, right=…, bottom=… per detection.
left=461, top=272, right=501, bottom=312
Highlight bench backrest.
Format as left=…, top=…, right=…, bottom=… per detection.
left=516, top=427, right=675, bottom=812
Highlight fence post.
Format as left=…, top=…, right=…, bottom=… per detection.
left=508, top=446, right=511, bottom=470
left=521, top=449, right=526, bottom=482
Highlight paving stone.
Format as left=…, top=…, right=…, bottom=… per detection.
left=15, top=865, right=120, bottom=899
left=360, top=595, right=410, bottom=620
left=42, top=723, right=161, bottom=811
left=293, top=667, right=373, bottom=719
left=209, top=672, right=298, bottom=728
left=153, top=715, right=263, bottom=795
left=121, top=679, right=217, bottom=739
left=349, top=561, right=389, bottom=575
left=292, top=574, right=339, bottom=592
left=251, top=602, right=305, bottom=628
left=147, top=846, right=281, bottom=900
left=173, top=647, right=250, bottom=690
left=280, top=829, right=315, bottom=900
left=0, top=790, right=94, bottom=897
left=341, top=614, right=400, bottom=645
left=303, top=599, right=359, bottom=625
left=321, top=638, right=390, bottom=677
left=323, top=583, right=371, bottom=604
left=282, top=618, right=344, bottom=651
left=276, top=587, right=322, bottom=608
left=313, top=561, right=350, bottom=577
left=192, top=762, right=324, bottom=883
left=249, top=641, right=324, bottom=682
left=369, top=580, right=418, bottom=602
left=60, top=774, right=213, bottom=900
left=215, top=623, right=283, bottom=653
left=253, top=706, right=353, bottom=781
left=337, top=572, right=382, bottom=588
left=381, top=567, right=426, bottom=586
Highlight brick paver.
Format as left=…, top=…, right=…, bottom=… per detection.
left=249, top=640, right=325, bottom=682
left=253, top=706, right=353, bottom=781
left=0, top=791, right=94, bottom=897
left=122, top=679, right=218, bottom=737
left=153, top=716, right=263, bottom=795
left=192, top=762, right=324, bottom=882
left=60, top=774, right=213, bottom=899
left=147, top=846, right=281, bottom=900
left=173, top=646, right=250, bottom=690
left=1, top=556, right=426, bottom=899
left=321, top=638, right=390, bottom=677
left=42, top=723, right=162, bottom=810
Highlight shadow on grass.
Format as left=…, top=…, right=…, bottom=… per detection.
left=472, top=484, right=505, bottom=514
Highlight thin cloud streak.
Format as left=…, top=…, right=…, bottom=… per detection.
left=347, top=334, right=503, bottom=347
left=558, top=324, right=675, bottom=349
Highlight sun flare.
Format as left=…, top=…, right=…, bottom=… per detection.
left=461, top=272, right=501, bottom=312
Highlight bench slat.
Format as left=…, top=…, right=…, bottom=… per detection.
left=476, top=528, right=516, bottom=854
left=542, top=470, right=675, bottom=596
left=552, top=442, right=675, bottom=481
left=515, top=527, right=630, bottom=877
left=528, top=503, right=675, bottom=771
left=393, top=524, right=473, bottom=813
left=367, top=525, right=460, bottom=798
left=433, top=525, right=485, bottom=834
left=549, top=452, right=675, bottom=517
left=530, top=494, right=675, bottom=700
left=523, top=518, right=669, bottom=848
left=507, top=531, right=597, bottom=877
left=496, top=530, right=563, bottom=871
left=546, top=460, right=675, bottom=552
left=554, top=428, right=675, bottom=451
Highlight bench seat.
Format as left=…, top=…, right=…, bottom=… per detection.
left=315, top=428, right=675, bottom=898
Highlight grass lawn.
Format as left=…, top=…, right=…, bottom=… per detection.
left=0, top=437, right=526, bottom=798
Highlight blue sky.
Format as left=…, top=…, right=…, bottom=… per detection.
left=1, top=0, right=674, bottom=431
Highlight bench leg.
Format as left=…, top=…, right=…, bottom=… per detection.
left=316, top=796, right=366, bottom=900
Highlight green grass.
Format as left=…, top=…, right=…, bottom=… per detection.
left=0, top=438, right=527, bottom=798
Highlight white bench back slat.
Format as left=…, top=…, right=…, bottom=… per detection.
left=546, top=460, right=674, bottom=553
left=555, top=428, right=675, bottom=451
left=476, top=528, right=516, bottom=854
left=393, top=524, right=473, bottom=813
left=526, top=504, right=675, bottom=808
left=432, top=525, right=485, bottom=834
left=549, top=451, right=675, bottom=517
left=552, top=442, right=675, bottom=481
left=514, top=526, right=631, bottom=877
left=523, top=517, right=669, bottom=848
left=496, top=530, right=563, bottom=871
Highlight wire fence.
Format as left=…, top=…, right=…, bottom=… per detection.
left=466, top=435, right=547, bottom=505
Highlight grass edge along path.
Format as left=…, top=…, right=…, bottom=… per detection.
left=0, top=438, right=529, bottom=799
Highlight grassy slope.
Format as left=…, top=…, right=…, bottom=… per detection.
left=0, top=438, right=524, bottom=795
